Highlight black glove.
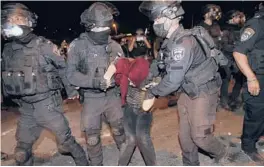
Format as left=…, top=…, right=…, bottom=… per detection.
left=92, top=78, right=108, bottom=91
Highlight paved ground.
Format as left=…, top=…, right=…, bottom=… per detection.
left=1, top=100, right=264, bottom=166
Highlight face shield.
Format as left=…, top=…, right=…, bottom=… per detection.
left=1, top=22, right=23, bottom=38
left=139, top=1, right=183, bottom=21
left=1, top=4, right=37, bottom=39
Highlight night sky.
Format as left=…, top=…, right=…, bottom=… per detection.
left=1, top=1, right=261, bottom=44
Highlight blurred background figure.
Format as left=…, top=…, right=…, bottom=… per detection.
left=120, top=37, right=130, bottom=58
left=221, top=10, right=246, bottom=111
left=59, top=40, right=69, bottom=60
left=128, top=28, right=152, bottom=59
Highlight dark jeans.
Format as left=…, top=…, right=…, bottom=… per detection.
left=220, top=65, right=243, bottom=106
left=220, top=65, right=231, bottom=106
left=118, top=104, right=156, bottom=166
left=241, top=75, right=264, bottom=153
left=230, top=72, right=244, bottom=102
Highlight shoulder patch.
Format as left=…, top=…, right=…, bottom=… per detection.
left=240, top=28, right=255, bottom=42
left=172, top=47, right=185, bottom=62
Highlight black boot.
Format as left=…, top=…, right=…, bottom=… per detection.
left=228, top=100, right=243, bottom=111
left=15, top=143, right=34, bottom=166
left=60, top=137, right=89, bottom=166
left=244, top=151, right=264, bottom=165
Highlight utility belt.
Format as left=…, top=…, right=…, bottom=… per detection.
left=79, top=87, right=119, bottom=102
left=182, top=73, right=222, bottom=99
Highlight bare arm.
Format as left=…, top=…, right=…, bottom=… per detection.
left=233, top=52, right=256, bottom=80
left=128, top=37, right=136, bottom=52
left=143, top=36, right=152, bottom=49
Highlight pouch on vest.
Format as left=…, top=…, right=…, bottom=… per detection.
left=2, top=55, right=37, bottom=96
left=46, top=72, right=63, bottom=90
left=182, top=58, right=218, bottom=98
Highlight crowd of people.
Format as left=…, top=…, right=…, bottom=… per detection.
left=1, top=1, right=264, bottom=166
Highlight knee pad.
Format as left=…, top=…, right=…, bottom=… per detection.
left=87, top=135, right=100, bottom=146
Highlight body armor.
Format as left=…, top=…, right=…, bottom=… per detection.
left=161, top=26, right=222, bottom=98
left=76, top=33, right=110, bottom=94
left=2, top=37, right=62, bottom=96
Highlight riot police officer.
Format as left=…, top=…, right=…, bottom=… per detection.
left=222, top=10, right=246, bottom=111
left=1, top=3, right=88, bottom=165
left=233, top=2, right=264, bottom=164
left=139, top=1, right=239, bottom=165
left=66, top=2, right=126, bottom=165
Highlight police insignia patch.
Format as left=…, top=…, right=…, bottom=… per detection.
left=240, top=28, right=255, bottom=42
left=172, top=47, right=185, bottom=62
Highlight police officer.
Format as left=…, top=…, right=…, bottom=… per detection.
left=66, top=2, right=126, bottom=165
left=233, top=2, right=264, bottom=164
left=1, top=3, right=88, bottom=166
left=221, top=10, right=246, bottom=111
left=139, top=1, right=240, bottom=165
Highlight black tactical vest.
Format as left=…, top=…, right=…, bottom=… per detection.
left=161, top=26, right=222, bottom=98
left=1, top=37, right=62, bottom=96
left=77, top=33, right=111, bottom=94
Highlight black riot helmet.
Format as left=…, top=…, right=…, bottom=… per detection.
left=139, top=0, right=184, bottom=21
left=80, top=2, right=114, bottom=31
left=1, top=3, right=38, bottom=28
left=101, top=1, right=120, bottom=17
